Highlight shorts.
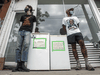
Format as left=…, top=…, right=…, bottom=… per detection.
left=67, top=33, right=84, bottom=44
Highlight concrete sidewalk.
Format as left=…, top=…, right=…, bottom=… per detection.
left=0, top=68, right=100, bottom=75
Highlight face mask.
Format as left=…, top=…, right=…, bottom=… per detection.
left=70, top=10, right=74, bottom=15
left=24, top=8, right=29, bottom=13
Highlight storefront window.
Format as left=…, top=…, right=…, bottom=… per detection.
left=5, top=0, right=99, bottom=62
left=37, top=4, right=93, bottom=42
left=5, top=13, right=25, bottom=62
left=37, top=5, right=64, bottom=35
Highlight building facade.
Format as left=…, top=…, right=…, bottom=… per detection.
left=0, top=0, right=100, bottom=70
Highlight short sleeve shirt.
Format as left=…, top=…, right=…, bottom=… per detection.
left=62, top=16, right=81, bottom=36
left=19, top=14, right=36, bottom=32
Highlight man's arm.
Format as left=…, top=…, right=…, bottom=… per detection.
left=32, top=22, right=36, bottom=33
left=20, top=22, right=22, bottom=27
left=62, top=24, right=67, bottom=33
left=77, top=23, right=79, bottom=27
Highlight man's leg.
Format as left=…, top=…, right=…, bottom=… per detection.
left=21, top=31, right=31, bottom=72
left=16, top=31, right=24, bottom=62
left=78, top=40, right=94, bottom=70
left=12, top=31, right=23, bottom=72
left=78, top=40, right=87, bottom=58
left=71, top=44, right=81, bottom=70
left=21, top=31, right=31, bottom=62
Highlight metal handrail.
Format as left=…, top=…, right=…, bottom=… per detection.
left=0, top=0, right=13, bottom=35
left=0, top=0, right=15, bottom=57
left=88, top=0, right=100, bottom=29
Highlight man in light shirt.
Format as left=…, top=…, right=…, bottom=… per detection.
left=62, top=8, right=94, bottom=71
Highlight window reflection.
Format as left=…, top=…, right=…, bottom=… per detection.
left=37, top=5, right=65, bottom=35
left=5, top=13, right=25, bottom=61
left=37, top=4, right=93, bottom=43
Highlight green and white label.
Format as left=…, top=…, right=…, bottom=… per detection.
left=52, top=41, right=65, bottom=51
